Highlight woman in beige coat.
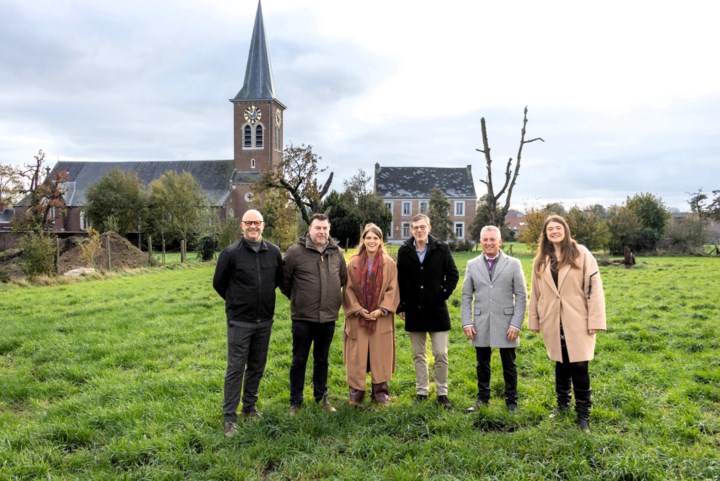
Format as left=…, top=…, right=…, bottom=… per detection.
left=529, top=215, right=606, bottom=432
left=342, top=223, right=400, bottom=405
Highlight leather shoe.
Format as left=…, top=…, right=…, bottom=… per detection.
left=240, top=409, right=261, bottom=419
left=289, top=405, right=301, bottom=415
left=465, top=400, right=488, bottom=413
left=319, top=396, right=336, bottom=413
left=437, top=395, right=453, bottom=410
left=223, top=421, right=237, bottom=438
left=415, top=394, right=429, bottom=403
left=507, top=403, right=518, bottom=413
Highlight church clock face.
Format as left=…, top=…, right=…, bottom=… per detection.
left=244, top=105, right=261, bottom=124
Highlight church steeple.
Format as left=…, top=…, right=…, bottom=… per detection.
left=232, top=0, right=281, bottom=103
left=229, top=0, right=285, bottom=219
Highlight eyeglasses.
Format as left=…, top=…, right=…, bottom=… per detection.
left=242, top=220, right=263, bottom=227
left=412, top=225, right=428, bottom=231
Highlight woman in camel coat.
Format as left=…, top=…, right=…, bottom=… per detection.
left=342, top=223, right=400, bottom=405
left=528, top=215, right=606, bottom=432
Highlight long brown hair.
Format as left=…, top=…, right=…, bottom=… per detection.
left=534, top=215, right=580, bottom=274
left=352, top=223, right=385, bottom=259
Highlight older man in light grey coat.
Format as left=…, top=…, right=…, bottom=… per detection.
left=462, top=225, right=527, bottom=412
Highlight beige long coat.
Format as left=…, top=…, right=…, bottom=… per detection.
left=528, top=245, right=606, bottom=362
left=342, top=254, right=400, bottom=390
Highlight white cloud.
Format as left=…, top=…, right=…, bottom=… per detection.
left=1, top=0, right=719, bottom=211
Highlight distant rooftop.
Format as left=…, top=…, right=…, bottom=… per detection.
left=374, top=163, right=476, bottom=199
left=43, top=160, right=235, bottom=207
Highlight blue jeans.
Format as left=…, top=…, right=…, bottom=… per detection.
left=289, top=320, right=336, bottom=406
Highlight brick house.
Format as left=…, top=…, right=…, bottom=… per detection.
left=374, top=163, right=477, bottom=243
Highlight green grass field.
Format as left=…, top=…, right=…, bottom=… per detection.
left=1, top=250, right=719, bottom=480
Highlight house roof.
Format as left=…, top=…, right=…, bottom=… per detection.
left=231, top=1, right=283, bottom=105
left=46, top=160, right=235, bottom=207
left=374, top=163, right=477, bottom=199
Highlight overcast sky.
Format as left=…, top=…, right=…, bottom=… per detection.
left=2, top=0, right=718, bottom=211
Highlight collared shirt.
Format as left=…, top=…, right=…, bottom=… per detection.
left=414, top=240, right=428, bottom=264
left=484, top=254, right=498, bottom=279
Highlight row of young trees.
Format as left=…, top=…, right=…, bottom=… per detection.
left=85, top=169, right=208, bottom=247
left=516, top=192, right=719, bottom=255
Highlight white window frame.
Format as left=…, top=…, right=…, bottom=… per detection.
left=420, top=201, right=429, bottom=213
left=454, top=201, right=465, bottom=217
left=402, top=222, right=411, bottom=238
left=454, top=222, right=465, bottom=240
left=402, top=201, right=411, bottom=216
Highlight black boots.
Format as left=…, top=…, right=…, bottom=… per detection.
left=550, top=373, right=572, bottom=418
left=574, top=387, right=592, bottom=432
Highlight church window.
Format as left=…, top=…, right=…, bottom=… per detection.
left=244, top=125, right=252, bottom=147
left=255, top=124, right=264, bottom=148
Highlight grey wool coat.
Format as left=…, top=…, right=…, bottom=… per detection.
left=461, top=251, right=527, bottom=348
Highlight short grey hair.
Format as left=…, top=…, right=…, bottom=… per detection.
left=480, top=225, right=502, bottom=239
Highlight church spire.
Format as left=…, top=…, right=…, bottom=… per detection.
left=232, top=0, right=278, bottom=102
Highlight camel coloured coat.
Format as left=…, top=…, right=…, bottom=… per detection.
left=342, top=253, right=400, bottom=389
left=528, top=244, right=607, bottom=363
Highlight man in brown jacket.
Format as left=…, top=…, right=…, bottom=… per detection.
left=281, top=213, right=347, bottom=414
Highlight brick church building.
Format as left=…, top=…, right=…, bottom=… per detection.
left=20, top=1, right=283, bottom=234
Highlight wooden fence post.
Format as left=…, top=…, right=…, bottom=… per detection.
left=148, top=235, right=153, bottom=265
left=56, top=237, right=61, bottom=275
left=181, top=239, right=186, bottom=263
left=105, top=235, right=111, bottom=270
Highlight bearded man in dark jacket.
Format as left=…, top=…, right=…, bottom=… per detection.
left=213, top=209, right=284, bottom=437
left=397, top=214, right=459, bottom=409
left=281, top=213, right=347, bottom=415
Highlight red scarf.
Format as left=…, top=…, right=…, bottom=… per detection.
left=356, top=250, right=384, bottom=312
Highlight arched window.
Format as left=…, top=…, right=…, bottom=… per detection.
left=244, top=125, right=252, bottom=147
left=255, top=124, right=264, bottom=148
left=274, top=124, right=281, bottom=151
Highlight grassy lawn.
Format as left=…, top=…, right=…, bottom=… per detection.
left=1, top=251, right=719, bottom=480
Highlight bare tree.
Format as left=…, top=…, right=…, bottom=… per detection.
left=476, top=106, right=544, bottom=227
left=256, top=144, right=333, bottom=226
left=15, top=149, right=67, bottom=230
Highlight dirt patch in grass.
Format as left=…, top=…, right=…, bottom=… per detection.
left=0, top=232, right=148, bottom=279
left=59, top=232, right=148, bottom=273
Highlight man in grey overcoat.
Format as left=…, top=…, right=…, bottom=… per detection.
left=461, top=225, right=527, bottom=412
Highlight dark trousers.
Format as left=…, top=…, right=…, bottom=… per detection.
left=556, top=333, right=590, bottom=391
left=289, top=320, right=335, bottom=406
left=475, top=347, right=518, bottom=405
left=223, top=320, right=273, bottom=423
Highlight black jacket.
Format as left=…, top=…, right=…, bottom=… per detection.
left=397, top=234, right=459, bottom=332
left=213, top=238, right=284, bottom=325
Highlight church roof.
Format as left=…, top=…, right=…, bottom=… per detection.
left=232, top=1, right=282, bottom=105
left=47, top=160, right=234, bottom=207
left=374, top=164, right=477, bottom=199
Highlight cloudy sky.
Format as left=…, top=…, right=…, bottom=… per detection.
left=2, top=0, right=718, bottom=211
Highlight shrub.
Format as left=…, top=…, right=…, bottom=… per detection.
left=218, top=220, right=242, bottom=249
left=196, top=235, right=218, bottom=261
left=20, top=232, right=56, bottom=278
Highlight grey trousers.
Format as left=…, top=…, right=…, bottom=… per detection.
left=223, top=320, right=273, bottom=423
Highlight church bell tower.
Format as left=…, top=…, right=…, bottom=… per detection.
left=229, top=0, right=285, bottom=218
